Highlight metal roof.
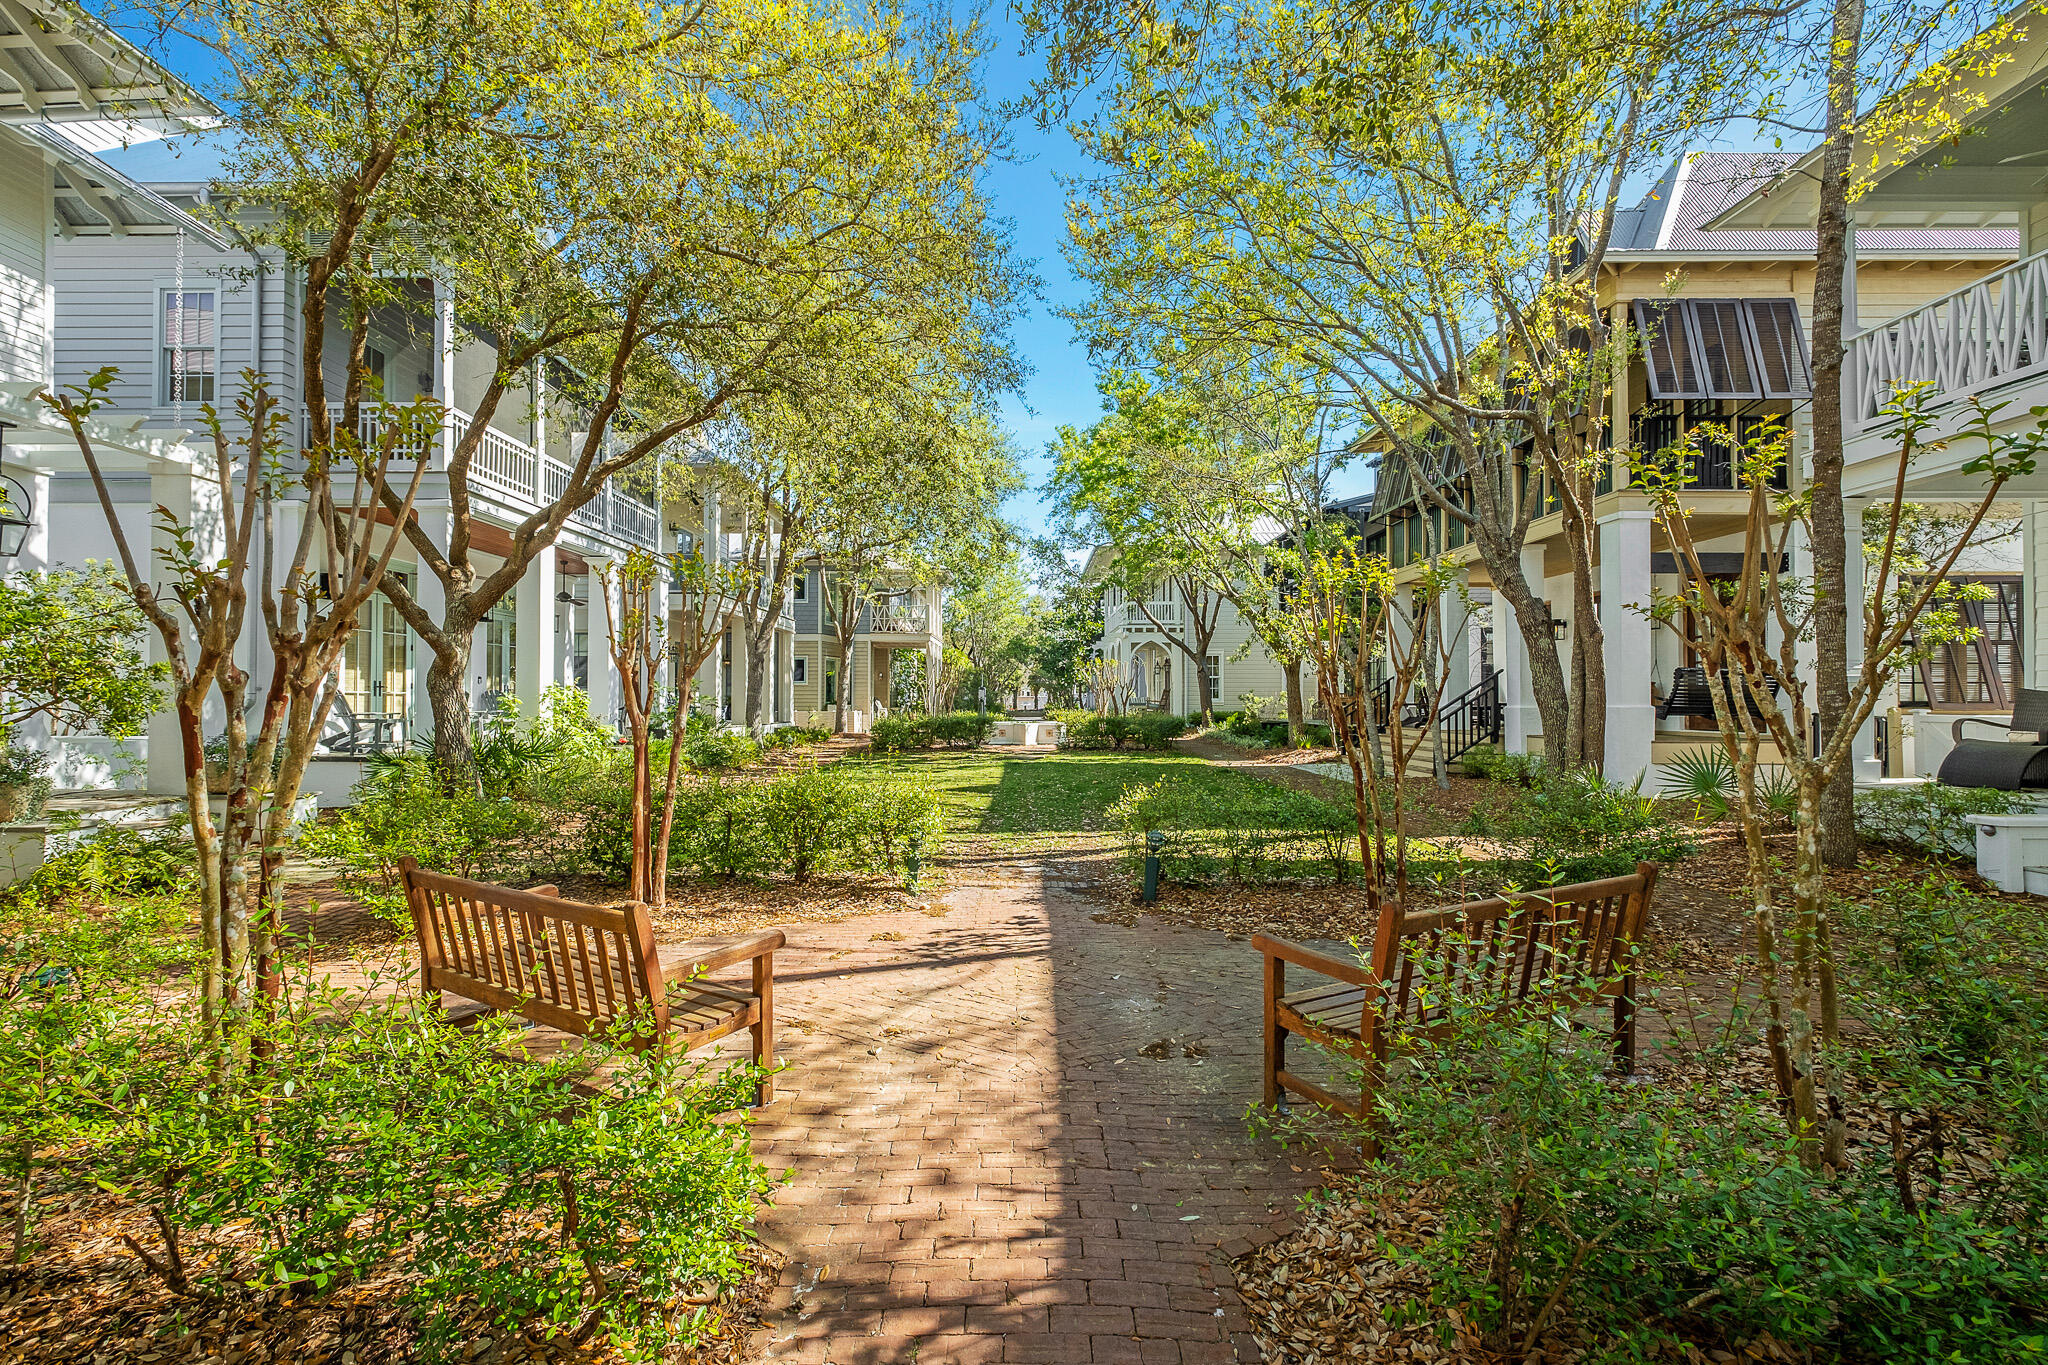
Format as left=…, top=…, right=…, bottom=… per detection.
left=0, top=0, right=218, bottom=137
left=1614, top=150, right=2020, bottom=254
left=9, top=118, right=227, bottom=243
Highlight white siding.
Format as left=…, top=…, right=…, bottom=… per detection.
left=0, top=136, right=51, bottom=386
left=50, top=232, right=299, bottom=419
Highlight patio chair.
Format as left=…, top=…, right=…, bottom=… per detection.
left=322, top=693, right=403, bottom=755
left=1655, top=666, right=1780, bottom=722
left=1935, top=688, right=2048, bottom=790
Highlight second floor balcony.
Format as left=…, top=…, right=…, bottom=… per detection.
left=327, top=404, right=660, bottom=551
left=1847, top=250, right=2048, bottom=435
left=868, top=602, right=931, bottom=633
left=1117, top=600, right=1182, bottom=630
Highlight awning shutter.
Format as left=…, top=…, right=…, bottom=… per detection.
left=1633, top=299, right=1705, bottom=398
left=1744, top=298, right=1812, bottom=398
left=1631, top=297, right=1811, bottom=400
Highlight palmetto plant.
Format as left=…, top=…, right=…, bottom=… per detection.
left=1661, top=749, right=1735, bottom=820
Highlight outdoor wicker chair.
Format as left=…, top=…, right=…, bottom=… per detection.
left=1935, top=688, right=2048, bottom=790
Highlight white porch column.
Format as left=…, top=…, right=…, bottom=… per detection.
left=588, top=560, right=621, bottom=729
left=1599, top=509, right=1656, bottom=783
left=515, top=550, right=557, bottom=719
left=1502, top=543, right=1546, bottom=754
left=1440, top=578, right=1473, bottom=698
left=1841, top=497, right=1880, bottom=782
left=146, top=465, right=224, bottom=795
left=2029, top=502, right=2048, bottom=689
left=408, top=544, right=447, bottom=746
left=433, top=280, right=457, bottom=468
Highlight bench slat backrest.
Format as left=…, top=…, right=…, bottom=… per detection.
left=401, top=856, right=669, bottom=1042
left=1376, top=863, right=1656, bottom=1026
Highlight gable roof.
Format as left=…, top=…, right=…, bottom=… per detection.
left=1609, top=150, right=2018, bottom=257
left=0, top=0, right=217, bottom=141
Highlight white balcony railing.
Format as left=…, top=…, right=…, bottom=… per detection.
left=1119, top=600, right=1182, bottom=629
left=868, top=603, right=931, bottom=633
left=324, top=403, right=658, bottom=550
left=1848, top=250, right=2048, bottom=431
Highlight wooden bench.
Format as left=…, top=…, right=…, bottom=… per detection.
left=399, top=857, right=783, bottom=1103
left=1254, top=862, right=1659, bottom=1135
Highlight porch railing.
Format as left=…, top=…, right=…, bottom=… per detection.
left=1119, top=600, right=1182, bottom=629
left=869, top=604, right=932, bottom=632
left=1847, top=249, right=2048, bottom=431
left=1362, top=670, right=1502, bottom=766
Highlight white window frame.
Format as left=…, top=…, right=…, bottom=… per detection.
left=1205, top=655, right=1221, bottom=704
left=159, top=286, right=219, bottom=406
left=794, top=573, right=808, bottom=602
left=793, top=655, right=808, bottom=684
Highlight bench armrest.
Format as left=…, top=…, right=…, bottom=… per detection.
left=1251, top=933, right=1367, bottom=986
left=665, top=928, right=786, bottom=978
left=1954, top=716, right=2016, bottom=743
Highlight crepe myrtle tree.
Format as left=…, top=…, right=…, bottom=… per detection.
left=186, top=0, right=1025, bottom=779
left=48, top=368, right=430, bottom=1034
left=0, top=561, right=167, bottom=748
left=597, top=546, right=753, bottom=907
left=1631, top=388, right=2043, bottom=1170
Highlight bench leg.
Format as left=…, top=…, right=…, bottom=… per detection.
left=1261, top=954, right=1284, bottom=1108
left=1613, top=973, right=1637, bottom=1074
left=752, top=952, right=775, bottom=1107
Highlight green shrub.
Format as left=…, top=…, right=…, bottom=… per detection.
left=301, top=763, right=582, bottom=926
left=14, top=972, right=769, bottom=1357
left=848, top=771, right=945, bottom=883
left=1855, top=782, right=2040, bottom=861
left=685, top=729, right=761, bottom=771
left=868, top=711, right=996, bottom=753
left=1463, top=743, right=1545, bottom=786
left=1462, top=762, right=1693, bottom=885
left=1059, top=712, right=1188, bottom=751
left=667, top=777, right=772, bottom=881
left=762, top=725, right=832, bottom=751
left=755, top=764, right=849, bottom=883
left=1324, top=939, right=2048, bottom=1365
left=7, top=822, right=193, bottom=907
left=1110, top=774, right=1356, bottom=885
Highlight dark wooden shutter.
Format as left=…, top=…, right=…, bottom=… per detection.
left=1744, top=298, right=1812, bottom=397
left=1693, top=300, right=1760, bottom=397
left=1631, top=299, right=1704, bottom=398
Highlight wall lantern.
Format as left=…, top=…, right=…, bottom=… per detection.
left=1547, top=616, right=1569, bottom=640
left=0, top=435, right=32, bottom=557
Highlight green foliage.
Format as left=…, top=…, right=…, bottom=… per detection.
left=685, top=729, right=762, bottom=771
left=3, top=955, right=767, bottom=1354
left=755, top=764, right=849, bottom=882
left=1338, top=947, right=2048, bottom=1364
left=1463, top=763, right=1693, bottom=884
left=1462, top=744, right=1545, bottom=787
left=301, top=763, right=584, bottom=927
left=0, top=564, right=167, bottom=741
left=6, top=824, right=194, bottom=908
left=869, top=711, right=998, bottom=753
left=1856, top=782, right=2041, bottom=862
left=1660, top=747, right=1736, bottom=818
left=1058, top=712, right=1188, bottom=750
left=1110, top=773, right=1355, bottom=884
left=531, top=683, right=616, bottom=753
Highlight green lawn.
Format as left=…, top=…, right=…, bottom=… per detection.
left=857, top=748, right=1251, bottom=842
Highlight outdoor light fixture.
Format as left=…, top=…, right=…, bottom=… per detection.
left=556, top=558, right=578, bottom=603
left=1548, top=616, right=1569, bottom=640
left=0, top=458, right=32, bottom=559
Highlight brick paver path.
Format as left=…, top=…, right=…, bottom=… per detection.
left=737, top=858, right=1344, bottom=1364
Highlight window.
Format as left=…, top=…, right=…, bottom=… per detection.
left=162, top=289, right=216, bottom=403
left=483, top=589, right=517, bottom=699
left=794, top=574, right=808, bottom=602
left=1900, top=576, right=2023, bottom=710
left=793, top=656, right=808, bottom=684
left=823, top=657, right=838, bottom=705
left=1205, top=655, right=1221, bottom=704
left=1631, top=297, right=1811, bottom=400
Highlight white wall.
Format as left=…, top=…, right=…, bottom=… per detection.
left=0, top=135, right=52, bottom=386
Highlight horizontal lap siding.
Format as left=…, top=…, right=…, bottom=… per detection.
left=0, top=146, right=50, bottom=385
left=51, top=235, right=299, bottom=419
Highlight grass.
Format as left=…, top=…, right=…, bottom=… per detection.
left=853, top=748, right=1276, bottom=844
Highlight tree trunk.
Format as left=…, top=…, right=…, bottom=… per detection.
left=836, top=628, right=856, bottom=732
left=743, top=614, right=775, bottom=731
left=424, top=638, right=476, bottom=782
left=1284, top=657, right=1305, bottom=745
left=1810, top=0, right=1866, bottom=868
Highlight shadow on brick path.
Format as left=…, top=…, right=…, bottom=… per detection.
left=729, top=861, right=1355, bottom=1364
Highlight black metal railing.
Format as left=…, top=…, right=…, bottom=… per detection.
left=1433, top=669, right=1504, bottom=763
